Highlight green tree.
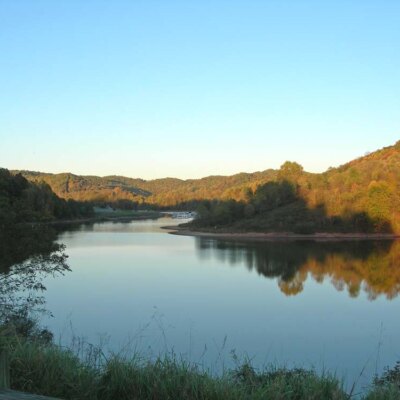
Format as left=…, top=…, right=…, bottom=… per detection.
left=277, top=161, right=304, bottom=182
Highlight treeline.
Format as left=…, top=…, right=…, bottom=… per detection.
left=14, top=169, right=277, bottom=207
left=191, top=181, right=387, bottom=234
left=190, top=156, right=399, bottom=234
left=0, top=168, right=93, bottom=229
left=10, top=140, right=400, bottom=233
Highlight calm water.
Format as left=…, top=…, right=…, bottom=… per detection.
left=41, top=217, right=400, bottom=389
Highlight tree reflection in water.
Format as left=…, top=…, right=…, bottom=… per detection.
left=0, top=225, right=69, bottom=322
left=195, top=238, right=400, bottom=300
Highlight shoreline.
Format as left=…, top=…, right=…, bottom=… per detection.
left=30, top=212, right=163, bottom=226
left=162, top=225, right=400, bottom=241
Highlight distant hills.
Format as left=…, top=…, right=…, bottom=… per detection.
left=13, top=169, right=277, bottom=207
left=10, top=139, right=400, bottom=233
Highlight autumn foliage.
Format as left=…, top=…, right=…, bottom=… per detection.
left=12, top=139, right=400, bottom=234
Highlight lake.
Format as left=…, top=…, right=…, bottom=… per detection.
left=40, top=217, right=400, bottom=390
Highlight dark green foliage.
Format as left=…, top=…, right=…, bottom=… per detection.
left=10, top=341, right=99, bottom=399
left=0, top=305, right=398, bottom=399
left=293, top=222, right=316, bottom=234
left=2, top=311, right=53, bottom=344
left=252, top=181, right=296, bottom=212
left=374, top=362, right=400, bottom=389
left=232, top=363, right=343, bottom=400
left=0, top=227, right=70, bottom=323
left=366, top=362, right=400, bottom=399
left=0, top=201, right=71, bottom=324
left=0, top=168, right=93, bottom=228
left=3, top=328, right=398, bottom=399
left=0, top=225, right=60, bottom=272
left=4, top=334, right=349, bottom=400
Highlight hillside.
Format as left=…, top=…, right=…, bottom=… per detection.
left=0, top=169, right=93, bottom=270
left=14, top=169, right=277, bottom=207
left=188, top=140, right=400, bottom=234
left=305, top=140, right=400, bottom=232
left=0, top=169, right=93, bottom=227
left=11, top=140, right=400, bottom=233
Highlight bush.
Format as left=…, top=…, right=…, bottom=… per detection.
left=293, top=222, right=316, bottom=235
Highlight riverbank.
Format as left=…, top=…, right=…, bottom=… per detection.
left=42, top=211, right=163, bottom=226
left=163, top=225, right=400, bottom=241
left=5, top=337, right=399, bottom=400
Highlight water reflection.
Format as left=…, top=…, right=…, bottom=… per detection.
left=195, top=238, right=400, bottom=300
left=0, top=226, right=69, bottom=321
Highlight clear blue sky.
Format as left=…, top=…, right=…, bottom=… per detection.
left=1, top=1, right=399, bottom=179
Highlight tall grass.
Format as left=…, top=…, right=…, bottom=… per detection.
left=2, top=336, right=398, bottom=400
left=1, top=317, right=398, bottom=400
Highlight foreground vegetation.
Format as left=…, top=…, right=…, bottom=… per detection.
left=1, top=321, right=399, bottom=400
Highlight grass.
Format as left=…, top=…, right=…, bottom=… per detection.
left=1, top=317, right=399, bottom=400
left=1, top=337, right=398, bottom=400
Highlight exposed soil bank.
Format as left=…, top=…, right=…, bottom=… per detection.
left=162, top=225, right=400, bottom=241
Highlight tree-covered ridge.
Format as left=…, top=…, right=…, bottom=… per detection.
left=189, top=140, right=400, bottom=234
left=0, top=169, right=93, bottom=228
left=304, top=141, right=400, bottom=232
left=11, top=139, right=400, bottom=233
left=14, top=169, right=277, bottom=206
left=12, top=171, right=151, bottom=204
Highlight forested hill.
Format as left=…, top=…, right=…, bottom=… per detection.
left=10, top=139, right=400, bottom=233
left=190, top=140, right=400, bottom=234
left=0, top=169, right=93, bottom=228
left=14, top=169, right=277, bottom=207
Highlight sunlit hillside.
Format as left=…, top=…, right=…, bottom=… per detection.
left=14, top=169, right=277, bottom=206
left=11, top=139, right=400, bottom=233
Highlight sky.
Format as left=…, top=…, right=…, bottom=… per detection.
left=0, top=1, right=399, bottom=180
